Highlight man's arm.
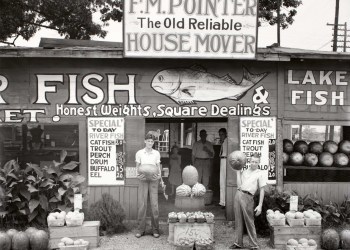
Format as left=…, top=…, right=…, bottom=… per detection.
left=254, top=187, right=265, bottom=216
left=236, top=170, right=242, bottom=188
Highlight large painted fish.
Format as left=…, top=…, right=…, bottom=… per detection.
left=151, top=65, right=269, bottom=105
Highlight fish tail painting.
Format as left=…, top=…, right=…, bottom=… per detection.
left=151, top=65, right=269, bottom=105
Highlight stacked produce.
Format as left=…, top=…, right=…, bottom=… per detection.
left=283, top=139, right=350, bottom=167
left=321, top=228, right=350, bottom=250
left=0, top=227, right=49, bottom=250
left=47, top=210, right=66, bottom=226
left=286, top=238, right=317, bottom=250
left=266, top=209, right=286, bottom=226
left=195, top=237, right=214, bottom=250
left=65, top=209, right=84, bottom=227
left=285, top=211, right=304, bottom=226
left=303, top=209, right=322, bottom=226
left=57, top=237, right=89, bottom=248
left=168, top=211, right=214, bottom=223
left=176, top=165, right=207, bottom=197
left=175, top=237, right=195, bottom=249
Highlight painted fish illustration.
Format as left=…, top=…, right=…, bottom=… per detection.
left=151, top=65, right=269, bottom=105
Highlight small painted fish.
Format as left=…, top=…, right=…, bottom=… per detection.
left=151, top=65, right=269, bottom=105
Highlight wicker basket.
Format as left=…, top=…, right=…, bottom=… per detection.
left=287, top=218, right=305, bottom=227
left=59, top=243, right=89, bottom=250
left=286, top=244, right=317, bottom=250
left=304, top=218, right=321, bottom=226
left=268, top=217, right=286, bottom=226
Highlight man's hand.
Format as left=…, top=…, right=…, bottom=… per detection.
left=137, top=174, right=146, bottom=180
left=151, top=173, right=161, bottom=180
left=254, top=205, right=262, bottom=216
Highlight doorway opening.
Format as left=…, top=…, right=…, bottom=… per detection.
left=145, top=118, right=228, bottom=219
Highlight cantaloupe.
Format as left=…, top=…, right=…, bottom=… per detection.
left=182, top=165, right=198, bottom=186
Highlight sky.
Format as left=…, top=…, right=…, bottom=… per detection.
left=11, top=0, right=350, bottom=52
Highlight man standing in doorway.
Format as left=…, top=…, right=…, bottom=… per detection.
left=135, top=133, right=162, bottom=239
left=218, top=128, right=227, bottom=209
left=230, top=153, right=267, bottom=250
left=192, top=129, right=214, bottom=189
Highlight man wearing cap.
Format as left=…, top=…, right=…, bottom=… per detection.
left=217, top=128, right=227, bottom=209
left=230, top=153, right=267, bottom=250
left=135, top=133, right=162, bottom=239
left=192, top=129, right=214, bottom=189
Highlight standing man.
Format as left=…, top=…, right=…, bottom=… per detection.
left=192, top=129, right=214, bottom=189
left=218, top=128, right=227, bottom=209
left=135, top=133, right=162, bottom=239
left=230, top=153, right=267, bottom=250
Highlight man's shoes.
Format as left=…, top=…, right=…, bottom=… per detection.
left=229, top=243, right=242, bottom=249
left=135, top=232, right=145, bottom=238
left=153, top=230, right=160, bottom=238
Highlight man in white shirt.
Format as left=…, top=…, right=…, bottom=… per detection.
left=230, top=153, right=267, bottom=250
left=192, top=129, right=214, bottom=188
left=135, top=134, right=162, bottom=239
left=218, top=128, right=227, bottom=209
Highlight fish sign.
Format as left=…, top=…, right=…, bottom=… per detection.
left=151, top=65, right=269, bottom=105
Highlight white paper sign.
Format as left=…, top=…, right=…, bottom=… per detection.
left=290, top=196, right=298, bottom=212
left=74, top=194, right=83, bottom=210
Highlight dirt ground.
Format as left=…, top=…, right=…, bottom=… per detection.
left=90, top=220, right=275, bottom=250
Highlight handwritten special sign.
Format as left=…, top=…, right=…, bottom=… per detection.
left=87, top=117, right=125, bottom=186
left=124, top=0, right=258, bottom=59
left=240, top=117, right=276, bottom=184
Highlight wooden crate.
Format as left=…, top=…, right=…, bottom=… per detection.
left=174, top=196, right=205, bottom=211
left=49, top=221, right=100, bottom=249
left=270, top=225, right=321, bottom=250
left=168, top=222, right=214, bottom=244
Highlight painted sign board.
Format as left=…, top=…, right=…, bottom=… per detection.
left=123, top=0, right=258, bottom=59
left=174, top=223, right=213, bottom=244
left=240, top=117, right=276, bottom=184
left=87, top=117, right=125, bottom=186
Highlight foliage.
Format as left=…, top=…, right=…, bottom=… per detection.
left=86, top=193, right=126, bottom=235
left=258, top=0, right=302, bottom=29
left=0, top=0, right=122, bottom=45
left=0, top=154, right=86, bottom=227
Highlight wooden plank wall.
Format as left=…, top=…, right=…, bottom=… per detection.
left=87, top=117, right=145, bottom=220
left=284, top=183, right=350, bottom=204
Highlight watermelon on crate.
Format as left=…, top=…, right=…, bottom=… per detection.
left=319, top=152, right=334, bottom=167
left=25, top=227, right=38, bottom=239
left=304, top=153, right=318, bottom=167
left=176, top=184, right=192, bottom=197
left=293, top=140, right=309, bottom=154
left=333, top=153, right=349, bottom=167
left=29, top=230, right=49, bottom=250
left=191, top=183, right=206, bottom=197
left=283, top=152, right=289, bottom=165
left=182, top=165, right=198, bottom=186
left=289, top=152, right=304, bottom=166
left=323, top=140, right=338, bottom=154
left=283, top=139, right=294, bottom=154
left=322, top=228, right=340, bottom=250
left=340, top=229, right=350, bottom=249
left=6, top=229, right=18, bottom=239
left=12, top=231, right=30, bottom=250
left=228, top=150, right=246, bottom=170
left=309, top=141, right=323, bottom=154
left=339, top=140, right=350, bottom=155
left=0, top=232, right=11, bottom=250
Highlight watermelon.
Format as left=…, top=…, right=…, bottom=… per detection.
left=282, top=152, right=289, bottom=165
left=283, top=139, right=294, bottom=154
left=309, top=141, right=323, bottom=154
left=322, top=228, right=339, bottom=250
left=25, top=227, right=38, bottom=239
left=0, top=232, right=11, bottom=250
left=323, top=141, right=338, bottom=154
left=191, top=183, right=206, bottom=197
left=12, top=231, right=30, bottom=250
left=304, top=153, right=318, bottom=167
left=339, top=140, right=350, bottom=154
left=6, top=229, right=18, bottom=239
left=138, top=164, right=159, bottom=180
left=228, top=151, right=246, bottom=170
left=294, top=140, right=308, bottom=154
left=340, top=229, right=350, bottom=249
left=182, top=165, right=198, bottom=186
left=289, top=152, right=304, bottom=166
left=30, top=230, right=49, bottom=250
left=319, top=152, right=334, bottom=167
left=333, top=153, right=349, bottom=167
left=176, top=184, right=192, bottom=197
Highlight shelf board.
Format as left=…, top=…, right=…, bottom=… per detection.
left=284, top=165, right=350, bottom=171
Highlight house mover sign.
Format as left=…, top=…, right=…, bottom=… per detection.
left=124, top=0, right=258, bottom=59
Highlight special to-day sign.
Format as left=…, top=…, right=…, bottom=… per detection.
left=87, top=117, right=125, bottom=186
left=240, top=117, right=276, bottom=184
left=124, top=0, right=258, bottom=59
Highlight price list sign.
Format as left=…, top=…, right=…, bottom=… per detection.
left=87, top=117, right=125, bottom=186
left=240, top=117, right=276, bottom=184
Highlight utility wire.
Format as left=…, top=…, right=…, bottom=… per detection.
left=317, top=40, right=332, bottom=50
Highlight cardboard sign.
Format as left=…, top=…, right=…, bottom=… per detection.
left=174, top=223, right=212, bottom=243
left=290, top=196, right=298, bottom=212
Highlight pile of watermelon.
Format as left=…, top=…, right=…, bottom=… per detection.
left=283, top=139, right=350, bottom=167
left=322, top=228, right=350, bottom=250
left=0, top=227, right=49, bottom=250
